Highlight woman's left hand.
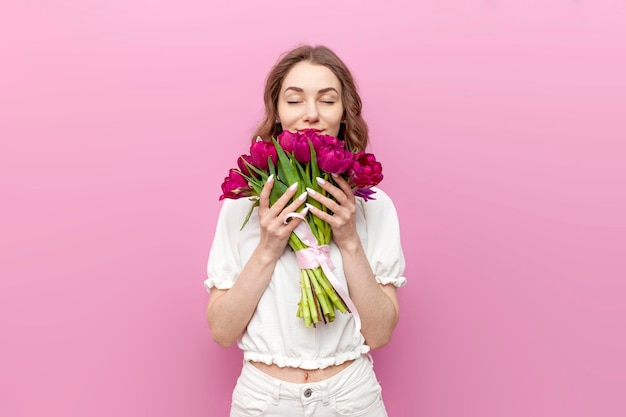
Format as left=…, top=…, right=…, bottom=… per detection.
left=306, top=175, right=358, bottom=248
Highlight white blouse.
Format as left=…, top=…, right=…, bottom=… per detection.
left=205, top=187, right=406, bottom=370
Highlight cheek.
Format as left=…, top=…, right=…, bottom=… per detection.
left=277, top=105, right=299, bottom=125
left=326, top=122, right=341, bottom=137
left=324, top=111, right=343, bottom=131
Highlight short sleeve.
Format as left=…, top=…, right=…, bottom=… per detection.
left=204, top=198, right=250, bottom=292
left=361, top=188, right=407, bottom=288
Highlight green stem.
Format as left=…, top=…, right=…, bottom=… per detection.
left=309, top=269, right=334, bottom=323
left=313, top=268, right=348, bottom=313
left=300, top=271, right=312, bottom=327
left=301, top=270, right=318, bottom=324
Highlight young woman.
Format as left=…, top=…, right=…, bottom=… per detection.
left=205, top=45, right=406, bottom=417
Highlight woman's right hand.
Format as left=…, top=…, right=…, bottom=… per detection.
left=256, top=175, right=308, bottom=260
left=206, top=175, right=308, bottom=347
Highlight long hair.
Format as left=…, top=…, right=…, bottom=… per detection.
left=252, top=45, right=369, bottom=152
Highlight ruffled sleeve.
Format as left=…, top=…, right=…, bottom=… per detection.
left=204, top=198, right=251, bottom=291
left=361, top=187, right=407, bottom=288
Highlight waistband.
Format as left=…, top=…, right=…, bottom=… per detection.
left=238, top=354, right=374, bottom=406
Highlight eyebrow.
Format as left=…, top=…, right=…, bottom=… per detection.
left=283, top=87, right=339, bottom=94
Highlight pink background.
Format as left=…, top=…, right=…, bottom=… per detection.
left=1, top=1, right=625, bottom=416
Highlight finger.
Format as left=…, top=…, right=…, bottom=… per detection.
left=283, top=205, right=310, bottom=231
left=304, top=202, right=333, bottom=224
left=283, top=207, right=309, bottom=227
left=315, top=176, right=353, bottom=205
left=305, top=185, right=344, bottom=212
left=329, top=174, right=355, bottom=201
left=268, top=181, right=300, bottom=215
left=281, top=190, right=308, bottom=216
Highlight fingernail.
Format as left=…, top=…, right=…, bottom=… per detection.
left=331, top=173, right=339, bottom=178
left=289, top=182, right=298, bottom=191
left=305, top=203, right=314, bottom=210
left=300, top=206, right=309, bottom=216
left=267, top=174, right=274, bottom=182
left=316, top=177, right=326, bottom=185
left=297, top=191, right=307, bottom=201
left=306, top=187, right=317, bottom=196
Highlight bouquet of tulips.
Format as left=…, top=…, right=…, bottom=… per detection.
left=219, top=129, right=383, bottom=328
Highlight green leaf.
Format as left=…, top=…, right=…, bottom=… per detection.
left=309, top=141, right=321, bottom=182
left=294, top=159, right=314, bottom=190
left=268, top=157, right=276, bottom=178
left=241, top=158, right=269, bottom=180
left=269, top=179, right=288, bottom=206
left=240, top=199, right=260, bottom=231
left=271, top=137, right=299, bottom=186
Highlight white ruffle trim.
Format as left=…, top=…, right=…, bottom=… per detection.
left=203, top=277, right=234, bottom=292
left=376, top=275, right=407, bottom=288
left=243, top=346, right=371, bottom=370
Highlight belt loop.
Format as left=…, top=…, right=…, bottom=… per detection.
left=320, top=381, right=330, bottom=406
left=270, top=380, right=280, bottom=405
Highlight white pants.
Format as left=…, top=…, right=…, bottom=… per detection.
left=230, top=355, right=388, bottom=417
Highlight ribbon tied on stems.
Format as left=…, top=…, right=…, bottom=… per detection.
left=283, top=212, right=361, bottom=338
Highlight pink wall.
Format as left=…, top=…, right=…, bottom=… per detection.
left=1, top=1, right=625, bottom=416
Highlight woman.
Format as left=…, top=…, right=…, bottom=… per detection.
left=205, top=45, right=406, bottom=416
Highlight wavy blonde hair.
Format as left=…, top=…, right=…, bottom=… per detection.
left=252, top=45, right=369, bottom=152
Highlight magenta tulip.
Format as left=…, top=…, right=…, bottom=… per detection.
left=249, top=139, right=278, bottom=170
left=347, top=152, right=383, bottom=188
left=219, top=169, right=252, bottom=200
left=277, top=130, right=298, bottom=154
left=292, top=135, right=314, bottom=163
left=317, top=145, right=353, bottom=174
left=318, top=133, right=344, bottom=150
left=297, top=129, right=343, bottom=153
left=237, top=154, right=256, bottom=177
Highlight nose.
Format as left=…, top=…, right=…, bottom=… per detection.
left=302, top=101, right=319, bottom=123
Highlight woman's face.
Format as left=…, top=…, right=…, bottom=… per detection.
left=276, top=61, right=344, bottom=137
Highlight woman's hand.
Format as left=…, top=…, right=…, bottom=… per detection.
left=305, top=174, right=359, bottom=248
left=207, top=176, right=307, bottom=348
left=305, top=175, right=399, bottom=349
left=257, top=175, right=308, bottom=260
